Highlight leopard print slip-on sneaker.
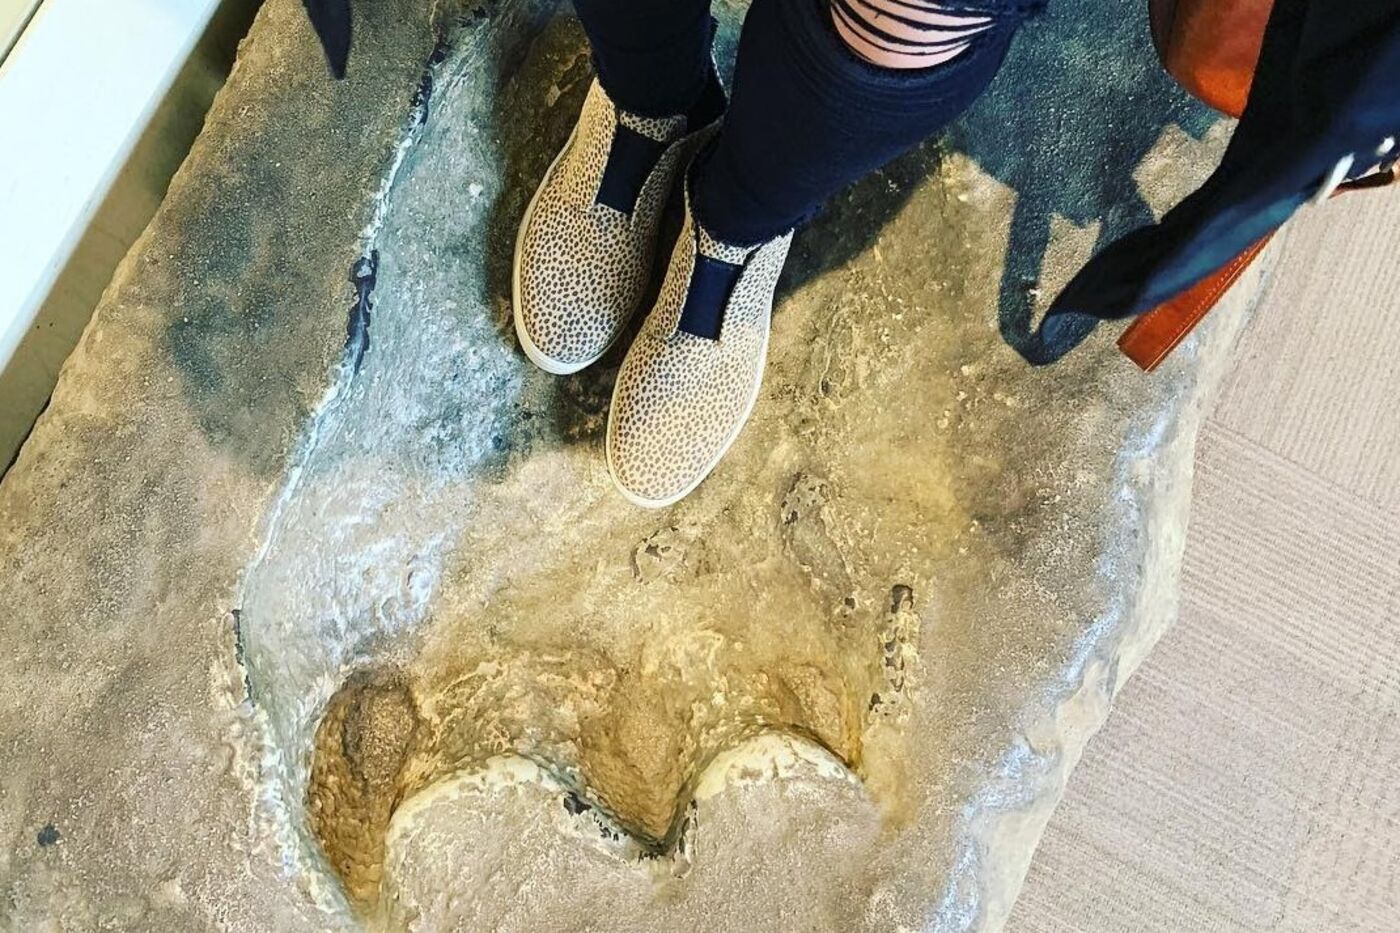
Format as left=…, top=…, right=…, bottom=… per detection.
left=512, top=76, right=723, bottom=376
left=606, top=176, right=793, bottom=508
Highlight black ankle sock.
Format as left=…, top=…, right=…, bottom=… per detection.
left=595, top=69, right=726, bottom=216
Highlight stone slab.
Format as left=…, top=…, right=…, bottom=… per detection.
left=0, top=0, right=1264, bottom=929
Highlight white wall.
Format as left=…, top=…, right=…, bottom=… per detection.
left=0, top=0, right=258, bottom=468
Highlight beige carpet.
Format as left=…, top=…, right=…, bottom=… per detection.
left=1010, top=191, right=1400, bottom=931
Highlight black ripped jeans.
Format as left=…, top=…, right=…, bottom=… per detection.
left=573, top=0, right=1043, bottom=245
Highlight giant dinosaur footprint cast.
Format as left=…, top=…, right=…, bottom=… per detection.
left=0, top=0, right=1261, bottom=930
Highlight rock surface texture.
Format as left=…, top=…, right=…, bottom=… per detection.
left=0, top=0, right=1266, bottom=930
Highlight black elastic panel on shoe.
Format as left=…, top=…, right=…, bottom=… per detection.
left=678, top=255, right=744, bottom=340
left=596, top=124, right=668, bottom=215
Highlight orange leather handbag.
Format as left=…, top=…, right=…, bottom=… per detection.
left=1119, top=0, right=1397, bottom=370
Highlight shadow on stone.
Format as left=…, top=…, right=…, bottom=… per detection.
left=779, top=0, right=1218, bottom=363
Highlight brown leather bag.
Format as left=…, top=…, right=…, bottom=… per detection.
left=1119, top=0, right=1395, bottom=370
left=1148, top=0, right=1272, bottom=118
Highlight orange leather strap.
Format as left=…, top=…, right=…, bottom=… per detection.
left=1123, top=0, right=1266, bottom=371
left=1118, top=233, right=1273, bottom=371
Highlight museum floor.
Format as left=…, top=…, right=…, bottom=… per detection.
left=1012, top=190, right=1400, bottom=931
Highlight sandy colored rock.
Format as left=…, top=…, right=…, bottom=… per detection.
left=0, top=0, right=1266, bottom=930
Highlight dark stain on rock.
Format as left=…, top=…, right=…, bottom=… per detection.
left=36, top=824, right=59, bottom=847
left=411, top=34, right=452, bottom=123
left=346, top=250, right=379, bottom=376
left=155, top=5, right=462, bottom=478
left=551, top=365, right=616, bottom=442
left=230, top=607, right=254, bottom=704
left=159, top=154, right=319, bottom=480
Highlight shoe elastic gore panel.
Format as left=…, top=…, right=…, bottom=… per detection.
left=678, top=253, right=744, bottom=340
left=596, top=124, right=668, bottom=215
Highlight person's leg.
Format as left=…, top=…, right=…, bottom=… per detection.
left=606, top=0, right=1041, bottom=506
left=695, top=0, right=1038, bottom=246
left=832, top=0, right=995, bottom=69
left=573, top=0, right=716, bottom=118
